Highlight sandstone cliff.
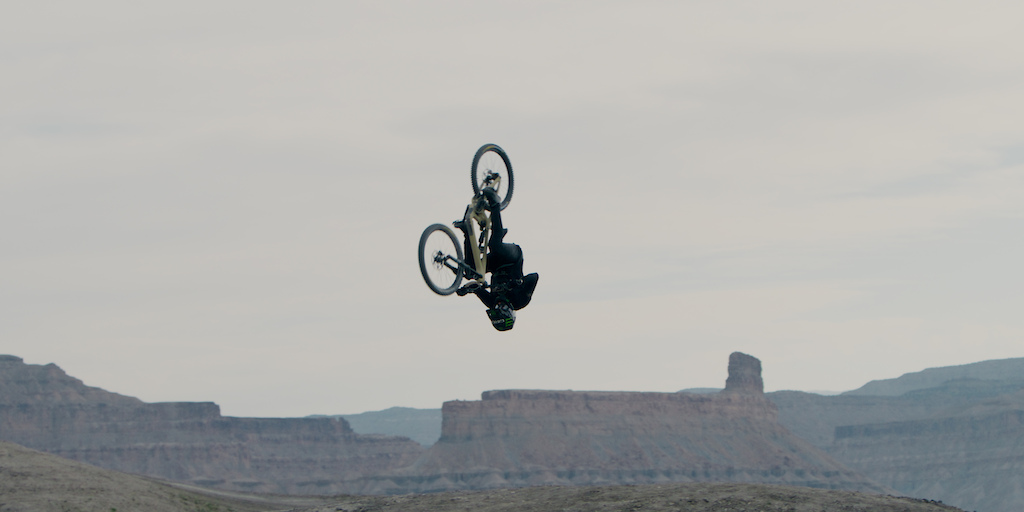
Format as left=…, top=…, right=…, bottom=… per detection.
left=353, top=352, right=885, bottom=494
left=829, top=390, right=1024, bottom=512
left=767, top=358, right=1024, bottom=512
left=769, top=378, right=1024, bottom=448
left=0, top=355, right=424, bottom=494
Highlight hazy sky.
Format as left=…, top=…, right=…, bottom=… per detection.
left=3, top=2, right=1023, bottom=417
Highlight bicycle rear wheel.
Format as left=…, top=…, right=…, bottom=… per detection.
left=471, top=143, right=514, bottom=210
left=418, top=224, right=464, bottom=295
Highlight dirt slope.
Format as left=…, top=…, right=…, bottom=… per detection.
left=0, top=441, right=323, bottom=512
left=2, top=441, right=964, bottom=512
left=293, top=484, right=964, bottom=512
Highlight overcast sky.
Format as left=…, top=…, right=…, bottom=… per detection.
left=3, top=2, right=1023, bottom=418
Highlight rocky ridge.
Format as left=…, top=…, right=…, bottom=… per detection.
left=843, top=357, right=1024, bottom=396
left=0, top=352, right=885, bottom=497
left=0, top=355, right=424, bottom=495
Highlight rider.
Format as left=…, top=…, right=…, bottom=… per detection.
left=454, top=188, right=539, bottom=331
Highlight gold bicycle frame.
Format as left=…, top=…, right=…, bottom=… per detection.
left=461, top=176, right=502, bottom=283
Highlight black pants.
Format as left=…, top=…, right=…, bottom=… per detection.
left=463, top=191, right=538, bottom=310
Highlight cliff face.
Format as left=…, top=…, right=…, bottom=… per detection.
left=766, top=359, right=1024, bottom=512
left=827, top=390, right=1024, bottom=512
left=724, top=352, right=763, bottom=394
left=0, top=355, right=424, bottom=495
left=768, top=377, right=1024, bottom=449
left=354, top=352, right=884, bottom=495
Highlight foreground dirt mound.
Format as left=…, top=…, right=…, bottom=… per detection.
left=0, top=441, right=964, bottom=512
left=299, top=483, right=965, bottom=512
left=0, top=441, right=323, bottom=512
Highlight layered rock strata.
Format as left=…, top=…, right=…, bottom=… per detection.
left=769, top=377, right=1024, bottom=448
left=354, top=352, right=884, bottom=494
left=0, top=355, right=423, bottom=494
left=767, top=358, right=1024, bottom=512
left=828, top=390, right=1024, bottom=512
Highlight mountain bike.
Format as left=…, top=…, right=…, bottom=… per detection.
left=418, top=144, right=514, bottom=296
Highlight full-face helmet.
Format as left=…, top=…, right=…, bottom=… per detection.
left=486, top=302, right=516, bottom=331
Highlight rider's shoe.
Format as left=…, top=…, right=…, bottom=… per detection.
left=457, top=281, right=482, bottom=296
left=482, top=188, right=501, bottom=209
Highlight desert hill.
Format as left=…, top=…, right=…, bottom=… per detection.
left=0, top=440, right=965, bottom=512
left=843, top=357, right=1024, bottom=396
left=287, top=484, right=966, bottom=512
left=0, top=440, right=314, bottom=512
left=323, top=406, right=442, bottom=446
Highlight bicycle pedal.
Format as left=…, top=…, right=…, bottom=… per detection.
left=457, top=282, right=482, bottom=296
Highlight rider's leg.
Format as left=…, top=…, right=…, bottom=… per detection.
left=482, top=188, right=506, bottom=248
left=461, top=230, right=475, bottom=277
left=453, top=216, right=478, bottom=279
left=473, top=287, right=497, bottom=309
left=507, top=272, right=539, bottom=310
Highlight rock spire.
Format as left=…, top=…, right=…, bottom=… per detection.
left=724, top=351, right=764, bottom=394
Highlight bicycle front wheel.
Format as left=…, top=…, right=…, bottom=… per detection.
left=471, top=143, right=514, bottom=210
left=418, top=223, right=464, bottom=296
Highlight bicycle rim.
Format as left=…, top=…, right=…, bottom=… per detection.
left=418, top=224, right=463, bottom=295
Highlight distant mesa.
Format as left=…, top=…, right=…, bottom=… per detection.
left=352, top=351, right=883, bottom=494
left=0, top=355, right=423, bottom=495
left=322, top=407, right=443, bottom=447
left=842, top=357, right=1024, bottom=396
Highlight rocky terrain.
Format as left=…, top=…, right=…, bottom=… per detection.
left=0, top=355, right=424, bottom=495
left=1, top=440, right=966, bottom=512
